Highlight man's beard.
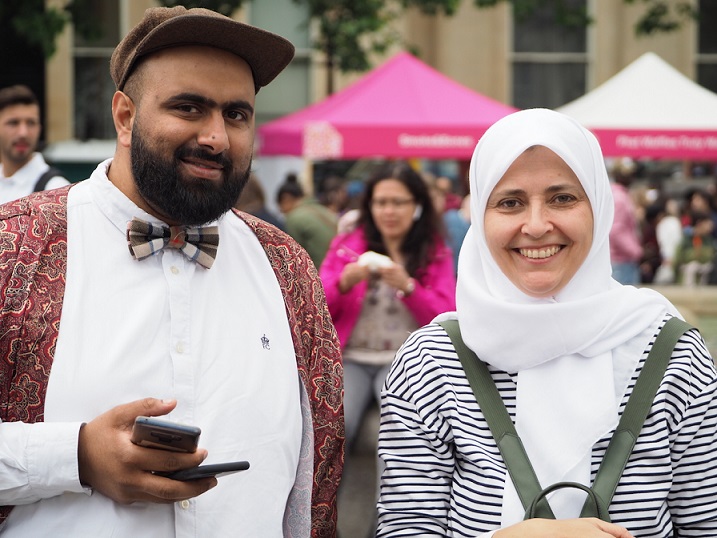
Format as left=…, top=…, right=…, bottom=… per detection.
left=131, top=123, right=251, bottom=226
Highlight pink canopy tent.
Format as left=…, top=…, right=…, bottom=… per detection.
left=557, top=52, right=717, bottom=159
left=257, top=52, right=517, bottom=160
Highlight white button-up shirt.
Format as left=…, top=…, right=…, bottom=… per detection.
left=0, top=152, right=69, bottom=203
left=0, top=159, right=302, bottom=537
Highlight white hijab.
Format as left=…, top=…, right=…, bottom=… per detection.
left=449, top=108, right=679, bottom=523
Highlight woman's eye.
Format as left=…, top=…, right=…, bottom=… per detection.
left=553, top=194, right=576, bottom=204
left=498, top=199, right=520, bottom=209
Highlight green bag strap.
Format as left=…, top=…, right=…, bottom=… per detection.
left=438, top=316, right=693, bottom=520
left=581, top=316, right=692, bottom=517
left=528, top=481, right=610, bottom=521
left=437, top=319, right=555, bottom=518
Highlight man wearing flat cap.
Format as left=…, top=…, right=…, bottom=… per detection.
left=0, top=7, right=343, bottom=537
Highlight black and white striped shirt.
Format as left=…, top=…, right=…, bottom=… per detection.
left=377, top=318, right=717, bottom=537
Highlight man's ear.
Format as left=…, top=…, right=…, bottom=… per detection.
left=112, top=91, right=135, bottom=149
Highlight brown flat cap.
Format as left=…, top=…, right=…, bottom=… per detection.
left=110, top=6, right=295, bottom=93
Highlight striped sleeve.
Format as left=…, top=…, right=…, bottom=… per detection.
left=376, top=320, right=717, bottom=537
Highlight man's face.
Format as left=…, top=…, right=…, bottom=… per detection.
left=127, top=46, right=256, bottom=225
left=0, top=103, right=41, bottom=168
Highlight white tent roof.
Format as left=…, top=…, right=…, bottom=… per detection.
left=556, top=52, right=717, bottom=158
left=558, top=52, right=717, bottom=129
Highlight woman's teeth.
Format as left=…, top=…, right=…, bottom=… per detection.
left=519, top=246, right=561, bottom=259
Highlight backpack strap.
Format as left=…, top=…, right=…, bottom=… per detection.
left=34, top=166, right=63, bottom=192
left=438, top=316, right=693, bottom=521
left=581, top=316, right=692, bottom=516
left=437, top=319, right=555, bottom=518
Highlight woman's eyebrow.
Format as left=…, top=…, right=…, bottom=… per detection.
left=489, top=188, right=524, bottom=198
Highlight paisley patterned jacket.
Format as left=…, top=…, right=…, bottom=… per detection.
left=0, top=186, right=344, bottom=537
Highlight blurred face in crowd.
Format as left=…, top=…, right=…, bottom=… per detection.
left=370, top=178, right=418, bottom=243
left=0, top=103, right=41, bottom=175
left=123, top=45, right=255, bottom=225
left=484, top=146, right=594, bottom=298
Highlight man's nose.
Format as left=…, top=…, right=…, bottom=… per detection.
left=17, top=121, right=31, bottom=137
left=197, top=112, right=230, bottom=154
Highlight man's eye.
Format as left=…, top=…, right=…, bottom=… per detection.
left=226, top=110, right=246, bottom=121
left=177, top=104, right=199, bottom=113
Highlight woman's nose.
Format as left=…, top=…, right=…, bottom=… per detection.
left=521, top=204, right=553, bottom=237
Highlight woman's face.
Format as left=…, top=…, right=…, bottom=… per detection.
left=370, top=178, right=417, bottom=242
left=484, top=146, right=594, bottom=298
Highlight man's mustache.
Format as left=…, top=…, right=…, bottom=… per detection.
left=175, top=147, right=232, bottom=169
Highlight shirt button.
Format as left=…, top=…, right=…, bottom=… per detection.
left=176, top=342, right=185, bottom=354
left=180, top=499, right=190, bottom=510
left=171, top=266, right=179, bottom=275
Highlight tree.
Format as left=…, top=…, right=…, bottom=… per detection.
left=0, top=0, right=699, bottom=91
left=295, top=0, right=698, bottom=94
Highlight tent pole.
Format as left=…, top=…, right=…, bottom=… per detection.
left=303, top=158, right=314, bottom=196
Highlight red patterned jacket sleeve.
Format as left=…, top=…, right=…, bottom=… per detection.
left=236, top=211, right=345, bottom=538
left=0, top=186, right=71, bottom=525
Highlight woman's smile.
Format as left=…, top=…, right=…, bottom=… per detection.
left=517, top=245, right=563, bottom=260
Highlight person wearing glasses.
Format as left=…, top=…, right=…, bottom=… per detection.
left=319, top=162, right=455, bottom=529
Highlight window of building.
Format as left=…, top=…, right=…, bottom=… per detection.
left=250, top=0, right=311, bottom=126
left=73, top=0, right=120, bottom=140
left=697, top=0, right=717, bottom=93
left=511, top=0, right=588, bottom=109
left=71, top=0, right=311, bottom=139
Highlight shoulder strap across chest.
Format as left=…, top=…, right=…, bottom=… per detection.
left=438, top=316, right=692, bottom=521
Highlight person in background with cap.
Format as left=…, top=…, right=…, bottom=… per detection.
left=0, top=84, right=69, bottom=202
left=0, top=6, right=343, bottom=537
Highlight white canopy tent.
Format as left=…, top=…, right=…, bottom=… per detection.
left=557, top=52, right=717, bottom=159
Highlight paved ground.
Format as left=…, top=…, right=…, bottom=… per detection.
left=335, top=284, right=717, bottom=537
left=337, top=403, right=380, bottom=538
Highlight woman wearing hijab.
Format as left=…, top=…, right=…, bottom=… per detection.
left=376, top=109, right=717, bottom=537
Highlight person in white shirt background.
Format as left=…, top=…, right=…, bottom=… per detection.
left=0, top=6, right=343, bottom=537
left=0, top=84, right=69, bottom=202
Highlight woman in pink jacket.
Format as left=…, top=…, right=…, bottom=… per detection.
left=319, top=162, right=456, bottom=452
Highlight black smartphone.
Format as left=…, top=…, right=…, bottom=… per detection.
left=130, top=416, right=201, bottom=453
left=160, top=461, right=250, bottom=481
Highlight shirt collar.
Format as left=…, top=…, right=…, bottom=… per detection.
left=88, top=158, right=224, bottom=236
left=0, top=153, right=46, bottom=184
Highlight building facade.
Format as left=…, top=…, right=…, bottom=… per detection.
left=36, top=0, right=713, bottom=179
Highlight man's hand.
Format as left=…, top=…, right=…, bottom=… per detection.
left=78, top=397, right=217, bottom=504
left=494, top=518, right=635, bottom=538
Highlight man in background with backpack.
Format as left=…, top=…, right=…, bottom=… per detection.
left=0, top=85, right=69, bottom=203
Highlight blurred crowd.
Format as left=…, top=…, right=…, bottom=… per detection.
left=609, top=157, right=717, bottom=287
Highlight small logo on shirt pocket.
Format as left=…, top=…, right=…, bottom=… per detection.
left=261, top=334, right=270, bottom=350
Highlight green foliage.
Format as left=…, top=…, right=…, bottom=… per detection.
left=302, top=0, right=398, bottom=72
left=65, top=0, right=104, bottom=42
left=481, top=0, right=695, bottom=34
left=159, top=0, right=243, bottom=17
left=624, top=0, right=698, bottom=36
left=0, top=0, right=68, bottom=57
left=0, top=0, right=700, bottom=69
left=400, top=0, right=463, bottom=16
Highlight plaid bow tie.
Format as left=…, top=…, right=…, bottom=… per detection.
left=127, top=218, right=219, bottom=269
